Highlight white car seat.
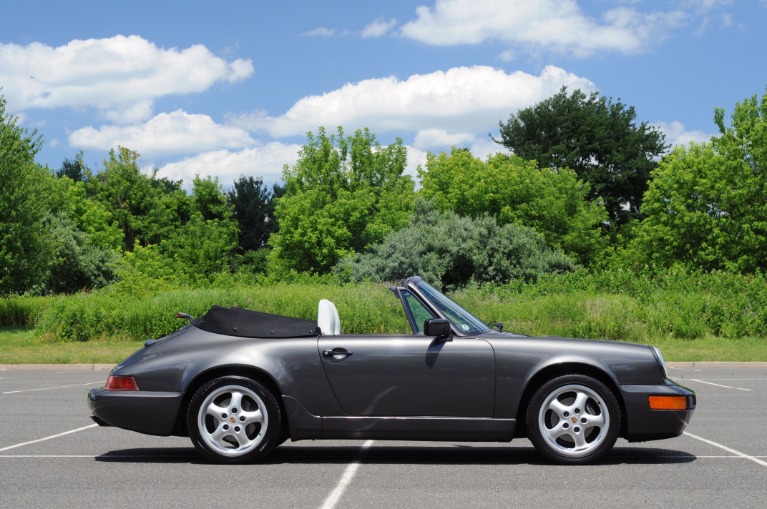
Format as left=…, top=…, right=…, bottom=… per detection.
left=317, top=299, right=341, bottom=336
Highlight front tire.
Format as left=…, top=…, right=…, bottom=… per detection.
left=187, top=376, right=281, bottom=464
left=526, top=374, right=620, bottom=464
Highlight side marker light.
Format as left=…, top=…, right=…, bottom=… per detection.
left=648, top=395, right=687, bottom=410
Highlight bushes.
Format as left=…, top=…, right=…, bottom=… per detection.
left=336, top=201, right=575, bottom=289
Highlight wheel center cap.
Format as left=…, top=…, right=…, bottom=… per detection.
left=571, top=417, right=577, bottom=424
left=229, top=417, right=236, bottom=423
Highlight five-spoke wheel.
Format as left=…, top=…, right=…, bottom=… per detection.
left=526, top=375, right=620, bottom=464
left=187, top=376, right=281, bottom=463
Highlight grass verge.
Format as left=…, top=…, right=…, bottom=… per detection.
left=0, top=327, right=142, bottom=364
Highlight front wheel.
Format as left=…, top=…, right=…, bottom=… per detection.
left=187, top=376, right=281, bottom=464
left=526, top=374, right=620, bottom=464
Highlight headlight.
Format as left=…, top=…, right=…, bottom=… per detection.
left=650, top=346, right=668, bottom=379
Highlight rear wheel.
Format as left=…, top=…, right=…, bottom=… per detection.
left=526, top=374, right=620, bottom=464
left=187, top=376, right=281, bottom=463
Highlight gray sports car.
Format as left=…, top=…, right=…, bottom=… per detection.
left=88, top=276, right=695, bottom=465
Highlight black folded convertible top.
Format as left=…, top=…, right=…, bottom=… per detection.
left=193, top=306, right=319, bottom=338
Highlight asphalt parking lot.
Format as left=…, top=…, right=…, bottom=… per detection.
left=1, top=363, right=766, bottom=509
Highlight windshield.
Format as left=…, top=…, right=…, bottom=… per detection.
left=413, top=279, right=490, bottom=334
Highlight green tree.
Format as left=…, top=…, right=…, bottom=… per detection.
left=191, top=175, right=232, bottom=221
left=0, top=95, right=52, bottom=295
left=418, top=149, right=606, bottom=264
left=55, top=152, right=90, bottom=182
left=336, top=200, right=574, bottom=289
left=269, top=127, right=415, bottom=274
left=43, top=213, right=119, bottom=294
left=48, top=174, right=123, bottom=251
left=227, top=176, right=283, bottom=252
left=497, top=87, right=667, bottom=226
left=119, top=174, right=239, bottom=285
left=629, top=89, right=767, bottom=272
left=87, top=147, right=189, bottom=251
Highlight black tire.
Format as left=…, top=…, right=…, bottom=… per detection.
left=187, top=376, right=281, bottom=464
left=526, top=374, right=620, bottom=465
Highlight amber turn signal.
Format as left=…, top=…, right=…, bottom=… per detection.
left=105, top=375, right=139, bottom=391
left=648, top=395, right=687, bottom=410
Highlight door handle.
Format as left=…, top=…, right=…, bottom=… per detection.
left=323, top=348, right=352, bottom=360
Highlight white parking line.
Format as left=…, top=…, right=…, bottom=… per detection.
left=0, top=424, right=98, bottom=453
left=684, top=431, right=767, bottom=467
left=686, top=379, right=751, bottom=391
left=319, top=440, right=374, bottom=509
left=2, top=381, right=102, bottom=395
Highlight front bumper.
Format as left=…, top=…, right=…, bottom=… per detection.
left=621, top=382, right=696, bottom=442
left=88, top=388, right=184, bottom=436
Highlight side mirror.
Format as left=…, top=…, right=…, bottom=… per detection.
left=424, top=318, right=452, bottom=338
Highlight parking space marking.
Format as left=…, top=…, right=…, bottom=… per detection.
left=686, top=379, right=751, bottom=391
left=0, top=424, right=97, bottom=453
left=684, top=431, right=767, bottom=468
left=2, top=381, right=102, bottom=395
left=319, top=440, right=374, bottom=509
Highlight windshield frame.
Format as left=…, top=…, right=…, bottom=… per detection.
left=402, top=277, right=490, bottom=335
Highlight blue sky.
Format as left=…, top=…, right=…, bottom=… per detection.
left=2, top=0, right=765, bottom=189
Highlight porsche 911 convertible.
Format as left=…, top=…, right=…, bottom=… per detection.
left=88, top=276, right=695, bottom=464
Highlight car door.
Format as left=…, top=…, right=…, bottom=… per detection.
left=318, top=334, right=495, bottom=417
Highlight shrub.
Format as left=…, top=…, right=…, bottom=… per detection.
left=335, top=200, right=575, bottom=289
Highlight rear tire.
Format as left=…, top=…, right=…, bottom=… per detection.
left=526, top=374, right=620, bottom=465
left=187, top=376, right=281, bottom=464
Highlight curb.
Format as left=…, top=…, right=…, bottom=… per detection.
left=0, top=364, right=115, bottom=371
left=667, top=361, right=767, bottom=368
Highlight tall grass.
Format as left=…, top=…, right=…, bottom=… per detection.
left=7, top=268, right=767, bottom=343
left=32, top=282, right=411, bottom=342
left=454, top=268, right=767, bottom=341
left=0, top=296, right=49, bottom=326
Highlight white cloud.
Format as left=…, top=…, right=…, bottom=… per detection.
left=302, top=27, right=337, bottom=37
left=414, top=129, right=476, bottom=149
left=362, top=18, right=398, bottom=38
left=234, top=65, right=595, bottom=138
left=0, top=35, right=253, bottom=121
left=155, top=143, right=302, bottom=189
left=499, top=49, right=516, bottom=62
left=656, top=121, right=714, bottom=148
left=399, top=0, right=686, bottom=57
left=468, top=136, right=504, bottom=160
left=69, top=110, right=255, bottom=157
left=403, top=145, right=429, bottom=180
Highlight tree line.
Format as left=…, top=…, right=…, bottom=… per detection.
left=2, top=86, right=766, bottom=296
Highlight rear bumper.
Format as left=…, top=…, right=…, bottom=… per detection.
left=621, top=382, right=696, bottom=442
left=88, top=388, right=184, bottom=436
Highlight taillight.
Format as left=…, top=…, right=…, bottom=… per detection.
left=105, top=375, right=139, bottom=391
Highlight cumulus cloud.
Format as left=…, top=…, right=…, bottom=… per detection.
left=234, top=65, right=595, bottom=138
left=656, top=121, right=715, bottom=148
left=0, top=35, right=253, bottom=121
left=69, top=110, right=255, bottom=158
left=155, top=143, right=303, bottom=189
left=414, top=129, right=476, bottom=149
left=400, top=0, right=686, bottom=57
